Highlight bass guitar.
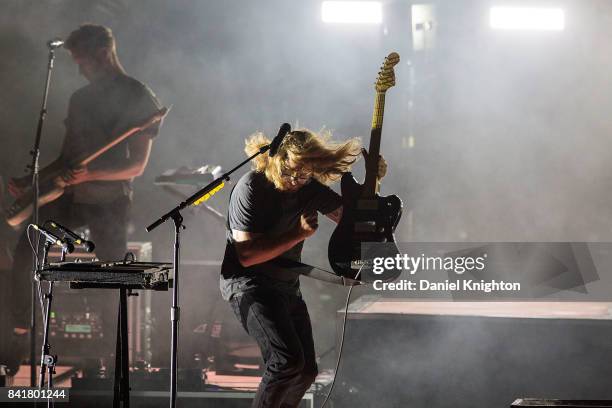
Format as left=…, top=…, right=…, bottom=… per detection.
left=5, top=106, right=169, bottom=228
left=328, top=53, right=403, bottom=283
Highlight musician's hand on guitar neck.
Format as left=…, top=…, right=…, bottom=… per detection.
left=59, top=165, right=90, bottom=186
left=361, top=148, right=387, bottom=180
left=7, top=176, right=29, bottom=198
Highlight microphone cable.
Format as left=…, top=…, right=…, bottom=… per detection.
left=319, top=266, right=364, bottom=408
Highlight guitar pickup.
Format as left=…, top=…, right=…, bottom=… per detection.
left=357, top=199, right=379, bottom=210
left=354, top=221, right=377, bottom=232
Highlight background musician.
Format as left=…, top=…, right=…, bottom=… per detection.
left=3, top=23, right=162, bottom=375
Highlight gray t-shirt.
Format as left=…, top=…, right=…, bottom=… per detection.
left=220, top=170, right=342, bottom=300
left=61, top=73, right=161, bottom=204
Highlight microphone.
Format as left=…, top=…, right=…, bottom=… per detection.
left=47, top=38, right=64, bottom=49
left=30, top=224, right=74, bottom=253
left=269, top=123, right=291, bottom=157
left=49, top=221, right=95, bottom=253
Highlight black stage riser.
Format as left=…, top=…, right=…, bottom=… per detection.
left=333, top=312, right=612, bottom=408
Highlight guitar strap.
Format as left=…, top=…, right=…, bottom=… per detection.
left=271, top=258, right=363, bottom=287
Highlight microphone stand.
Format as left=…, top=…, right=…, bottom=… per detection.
left=146, top=143, right=274, bottom=408
left=28, top=45, right=58, bottom=387
left=38, top=239, right=68, bottom=408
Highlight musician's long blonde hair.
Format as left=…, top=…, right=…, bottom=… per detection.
left=245, top=128, right=361, bottom=190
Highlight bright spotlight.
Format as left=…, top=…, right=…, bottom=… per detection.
left=489, top=7, right=565, bottom=31
left=321, top=1, right=383, bottom=24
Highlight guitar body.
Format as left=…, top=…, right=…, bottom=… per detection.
left=328, top=172, right=402, bottom=282
left=6, top=168, right=66, bottom=227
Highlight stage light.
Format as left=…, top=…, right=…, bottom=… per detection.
left=321, top=1, right=383, bottom=24
left=412, top=4, right=436, bottom=51
left=489, top=7, right=565, bottom=31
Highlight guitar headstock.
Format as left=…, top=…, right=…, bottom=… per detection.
left=139, top=105, right=172, bottom=130
left=154, top=105, right=172, bottom=123
left=375, top=52, right=400, bottom=93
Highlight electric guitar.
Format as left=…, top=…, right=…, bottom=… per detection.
left=328, top=53, right=403, bottom=283
left=5, top=106, right=170, bottom=228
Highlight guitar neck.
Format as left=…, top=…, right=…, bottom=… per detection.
left=77, top=125, right=145, bottom=167
left=363, top=92, right=385, bottom=197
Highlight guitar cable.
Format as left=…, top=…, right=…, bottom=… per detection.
left=319, top=266, right=363, bottom=408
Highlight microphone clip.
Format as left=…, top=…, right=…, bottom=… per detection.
left=47, top=38, right=64, bottom=49
left=30, top=224, right=75, bottom=254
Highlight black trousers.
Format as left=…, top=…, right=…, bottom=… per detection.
left=230, top=288, right=318, bottom=408
left=10, top=194, right=130, bottom=329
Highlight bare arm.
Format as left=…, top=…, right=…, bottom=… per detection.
left=232, top=211, right=318, bottom=267
left=232, top=230, right=304, bottom=268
